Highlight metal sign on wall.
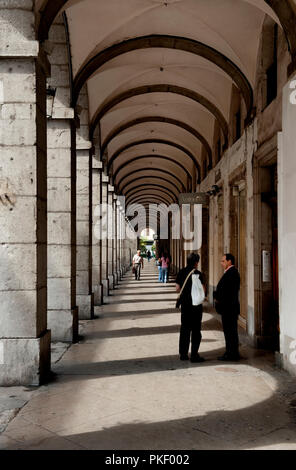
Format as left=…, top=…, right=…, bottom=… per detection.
left=178, top=193, right=209, bottom=206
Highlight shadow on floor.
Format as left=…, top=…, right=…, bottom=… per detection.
left=80, top=323, right=219, bottom=340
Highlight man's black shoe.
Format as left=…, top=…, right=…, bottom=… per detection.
left=180, top=355, right=189, bottom=361
left=217, top=354, right=240, bottom=361
left=190, top=355, right=205, bottom=363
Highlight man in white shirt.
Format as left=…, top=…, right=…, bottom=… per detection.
left=132, top=250, right=144, bottom=280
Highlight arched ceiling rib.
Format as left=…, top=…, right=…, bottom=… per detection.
left=106, top=123, right=203, bottom=163
left=125, top=183, right=178, bottom=200
left=38, top=0, right=287, bottom=82
left=112, top=155, right=191, bottom=182
left=116, top=168, right=186, bottom=192
left=130, top=196, right=171, bottom=206
left=107, top=138, right=201, bottom=182
left=101, top=116, right=212, bottom=168
left=37, top=0, right=296, bottom=194
left=126, top=187, right=176, bottom=205
left=72, top=36, right=252, bottom=116
left=90, top=84, right=228, bottom=145
left=100, top=95, right=216, bottom=149
left=121, top=175, right=181, bottom=195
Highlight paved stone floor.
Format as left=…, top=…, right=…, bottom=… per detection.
left=1, top=263, right=296, bottom=450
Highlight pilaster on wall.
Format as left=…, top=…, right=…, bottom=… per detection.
left=0, top=2, right=51, bottom=385
left=47, top=16, right=78, bottom=343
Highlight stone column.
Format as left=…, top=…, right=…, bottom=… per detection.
left=75, top=83, right=93, bottom=319
left=116, top=200, right=122, bottom=281
left=47, top=16, right=78, bottom=343
left=47, top=118, right=78, bottom=343
left=76, top=148, right=93, bottom=319
left=92, top=158, right=103, bottom=305
left=113, top=194, right=118, bottom=286
left=108, top=184, right=115, bottom=290
left=101, top=175, right=109, bottom=297
left=0, top=3, right=50, bottom=385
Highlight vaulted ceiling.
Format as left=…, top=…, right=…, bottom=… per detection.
left=36, top=0, right=295, bottom=208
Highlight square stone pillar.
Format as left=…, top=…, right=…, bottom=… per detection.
left=92, top=158, right=103, bottom=305
left=76, top=147, right=94, bottom=319
left=108, top=185, right=115, bottom=290
left=101, top=175, right=109, bottom=297
left=113, top=194, right=118, bottom=285
left=116, top=200, right=122, bottom=281
left=0, top=4, right=51, bottom=385
left=277, top=78, right=296, bottom=376
left=47, top=119, right=78, bottom=342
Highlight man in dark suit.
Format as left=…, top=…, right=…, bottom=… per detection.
left=214, top=253, right=240, bottom=361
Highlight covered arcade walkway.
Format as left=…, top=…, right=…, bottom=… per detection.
left=1, top=263, right=296, bottom=450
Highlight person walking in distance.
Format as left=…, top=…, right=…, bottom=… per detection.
left=214, top=253, right=241, bottom=361
left=156, top=256, right=162, bottom=282
left=132, top=249, right=144, bottom=280
left=161, top=252, right=170, bottom=283
left=175, top=253, right=206, bottom=363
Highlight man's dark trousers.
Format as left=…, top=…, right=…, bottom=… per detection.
left=179, top=305, right=202, bottom=357
left=221, top=311, right=239, bottom=357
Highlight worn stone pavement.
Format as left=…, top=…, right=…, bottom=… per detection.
left=1, top=262, right=296, bottom=450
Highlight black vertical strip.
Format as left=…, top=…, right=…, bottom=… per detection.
left=63, top=12, right=74, bottom=104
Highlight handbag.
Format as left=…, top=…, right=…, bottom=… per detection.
left=191, top=273, right=205, bottom=306
left=132, top=266, right=136, bottom=274
left=175, top=269, right=195, bottom=308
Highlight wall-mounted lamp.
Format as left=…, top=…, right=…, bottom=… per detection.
left=206, top=185, right=221, bottom=196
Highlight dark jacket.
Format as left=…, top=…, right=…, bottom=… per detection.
left=214, top=266, right=240, bottom=316
left=176, top=266, right=205, bottom=309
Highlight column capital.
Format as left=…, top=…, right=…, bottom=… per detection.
left=50, top=107, right=75, bottom=120
left=108, top=185, right=114, bottom=193
left=76, top=140, right=92, bottom=150
left=102, top=175, right=109, bottom=184
left=92, top=158, right=103, bottom=169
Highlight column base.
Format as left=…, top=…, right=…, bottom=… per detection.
left=93, top=284, right=103, bottom=306
left=102, top=279, right=109, bottom=298
left=0, top=330, right=51, bottom=386
left=108, top=275, right=114, bottom=290
left=113, top=272, right=118, bottom=286
left=77, top=294, right=94, bottom=320
left=280, top=334, right=296, bottom=377
left=48, top=308, right=79, bottom=343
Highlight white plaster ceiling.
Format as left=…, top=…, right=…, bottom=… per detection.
left=40, top=0, right=281, bottom=203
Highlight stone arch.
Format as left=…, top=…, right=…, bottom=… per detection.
left=116, top=168, right=186, bottom=192
left=90, top=84, right=229, bottom=148
left=107, top=138, right=201, bottom=182
left=112, top=154, right=192, bottom=183
left=130, top=196, right=171, bottom=206
left=102, top=116, right=213, bottom=170
left=73, top=35, right=252, bottom=116
left=125, top=185, right=177, bottom=204
left=121, top=175, right=181, bottom=195
left=37, top=1, right=296, bottom=74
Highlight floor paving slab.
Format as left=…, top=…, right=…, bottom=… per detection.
left=1, top=264, right=296, bottom=450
